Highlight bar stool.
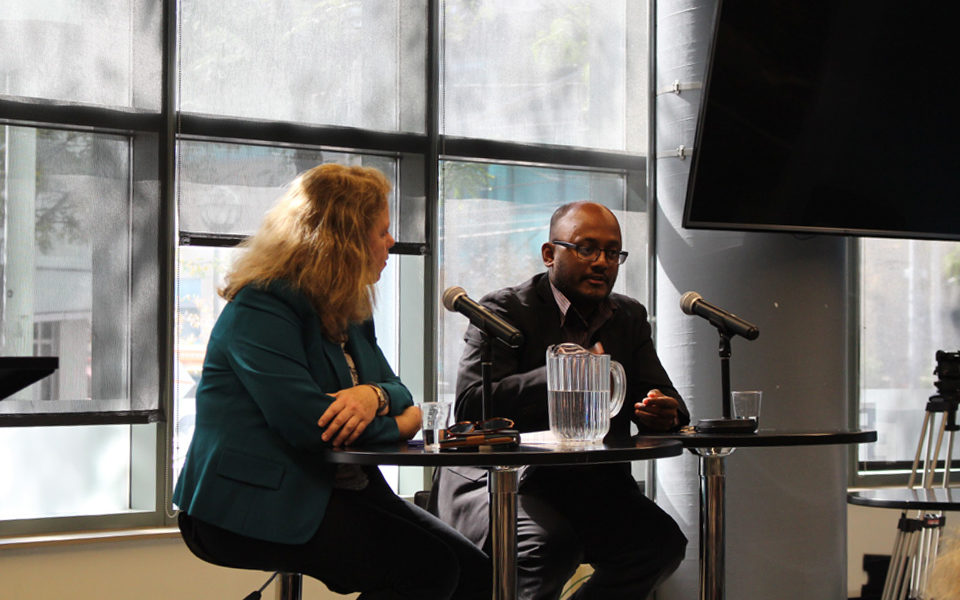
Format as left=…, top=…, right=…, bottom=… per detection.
left=243, top=572, right=302, bottom=600
left=177, top=513, right=304, bottom=600
left=278, top=573, right=303, bottom=600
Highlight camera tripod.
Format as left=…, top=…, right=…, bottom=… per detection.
left=880, top=395, right=957, bottom=600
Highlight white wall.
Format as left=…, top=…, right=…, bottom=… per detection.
left=0, top=533, right=353, bottom=600
left=847, top=503, right=900, bottom=596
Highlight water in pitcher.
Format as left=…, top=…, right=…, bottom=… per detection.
left=548, top=389, right=612, bottom=443
left=545, top=343, right=625, bottom=444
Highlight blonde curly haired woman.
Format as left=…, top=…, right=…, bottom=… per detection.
left=174, top=164, right=490, bottom=599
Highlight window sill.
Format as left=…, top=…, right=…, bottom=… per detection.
left=0, top=526, right=180, bottom=549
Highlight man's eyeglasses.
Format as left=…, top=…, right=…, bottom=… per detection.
left=551, top=240, right=628, bottom=265
left=446, top=417, right=515, bottom=437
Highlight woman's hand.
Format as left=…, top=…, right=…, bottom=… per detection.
left=394, top=404, right=422, bottom=440
left=317, top=385, right=380, bottom=446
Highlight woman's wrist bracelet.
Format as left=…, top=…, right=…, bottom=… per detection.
left=369, top=384, right=389, bottom=415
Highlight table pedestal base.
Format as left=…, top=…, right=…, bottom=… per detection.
left=695, top=447, right=735, bottom=600
left=489, top=466, right=520, bottom=600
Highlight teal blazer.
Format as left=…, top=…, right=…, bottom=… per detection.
left=173, top=281, right=413, bottom=544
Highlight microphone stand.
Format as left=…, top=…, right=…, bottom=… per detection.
left=720, top=332, right=732, bottom=419
left=695, top=329, right=757, bottom=433
left=480, top=332, right=493, bottom=422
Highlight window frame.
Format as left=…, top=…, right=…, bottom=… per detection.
left=849, top=239, right=960, bottom=488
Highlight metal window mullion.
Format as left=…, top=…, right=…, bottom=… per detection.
left=644, top=0, right=660, bottom=503
left=438, top=136, right=645, bottom=172
left=847, top=239, right=866, bottom=486
left=176, top=113, right=429, bottom=156
left=646, top=0, right=658, bottom=325
left=0, top=99, right=161, bottom=134
left=157, top=0, right=179, bottom=523
left=424, top=0, right=441, bottom=407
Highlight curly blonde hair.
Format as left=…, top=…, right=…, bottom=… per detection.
left=221, top=163, right=390, bottom=340
left=927, top=533, right=960, bottom=599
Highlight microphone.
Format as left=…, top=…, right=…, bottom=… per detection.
left=680, top=291, right=759, bottom=340
left=442, top=286, right=524, bottom=348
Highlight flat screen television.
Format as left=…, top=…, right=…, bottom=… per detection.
left=683, top=0, right=960, bottom=241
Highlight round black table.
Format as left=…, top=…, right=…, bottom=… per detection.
left=645, top=428, right=877, bottom=600
left=848, top=487, right=960, bottom=511
left=848, top=486, right=959, bottom=600
left=324, top=436, right=683, bottom=600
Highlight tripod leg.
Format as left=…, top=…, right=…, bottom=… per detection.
left=922, top=417, right=940, bottom=488
left=882, top=526, right=907, bottom=600
left=909, top=412, right=932, bottom=488
left=916, top=514, right=944, bottom=597
left=917, top=529, right=929, bottom=597
left=897, top=529, right=922, bottom=600
left=929, top=417, right=948, bottom=488
left=892, top=518, right=924, bottom=600
left=945, top=430, right=955, bottom=487
left=884, top=514, right=922, bottom=600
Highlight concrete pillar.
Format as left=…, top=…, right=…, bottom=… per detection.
left=654, top=1, right=850, bottom=597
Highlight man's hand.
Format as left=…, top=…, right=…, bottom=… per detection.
left=635, top=389, right=680, bottom=431
left=317, top=385, right=380, bottom=446
left=394, top=405, right=422, bottom=440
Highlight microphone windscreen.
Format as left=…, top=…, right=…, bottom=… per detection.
left=679, top=291, right=702, bottom=315
left=442, top=286, right=467, bottom=312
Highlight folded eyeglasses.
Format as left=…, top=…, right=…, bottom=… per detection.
left=446, top=417, right=516, bottom=437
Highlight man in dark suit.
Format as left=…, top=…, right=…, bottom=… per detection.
left=434, top=201, right=689, bottom=599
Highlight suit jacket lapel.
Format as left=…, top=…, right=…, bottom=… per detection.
left=319, top=335, right=353, bottom=390
left=533, top=274, right=567, bottom=348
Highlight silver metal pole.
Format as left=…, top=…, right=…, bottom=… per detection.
left=489, top=466, right=520, bottom=600
left=279, top=572, right=302, bottom=600
left=696, top=448, right=734, bottom=600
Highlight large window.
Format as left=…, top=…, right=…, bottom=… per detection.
left=1, top=0, right=651, bottom=536
left=858, top=238, right=960, bottom=482
left=0, top=2, right=162, bottom=109
left=0, top=124, right=161, bottom=525
left=179, top=1, right=425, bottom=131
left=442, top=0, right=645, bottom=150
left=2, top=128, right=132, bottom=410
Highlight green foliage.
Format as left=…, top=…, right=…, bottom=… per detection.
left=945, top=247, right=960, bottom=283
left=34, top=193, right=84, bottom=253
left=442, top=162, right=495, bottom=199
left=0, top=128, right=89, bottom=253
left=532, top=3, right=589, bottom=68
left=34, top=130, right=92, bottom=253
